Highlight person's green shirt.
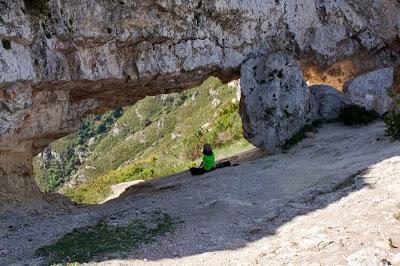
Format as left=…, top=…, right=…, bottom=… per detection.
left=202, top=153, right=215, bottom=171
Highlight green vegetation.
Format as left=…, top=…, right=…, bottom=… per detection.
left=24, top=0, right=49, bottom=16
left=384, top=112, right=400, bottom=141
left=282, top=121, right=320, bottom=150
left=65, top=159, right=192, bottom=204
left=384, top=88, right=400, bottom=141
left=35, top=77, right=253, bottom=203
left=387, top=87, right=400, bottom=108
left=34, top=108, right=124, bottom=192
left=36, top=212, right=177, bottom=265
left=338, top=105, right=379, bottom=126
left=182, top=102, right=244, bottom=160
left=332, top=170, right=366, bottom=192
left=1, top=39, right=11, bottom=50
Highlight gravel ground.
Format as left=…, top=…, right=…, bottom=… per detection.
left=1, top=121, right=400, bottom=265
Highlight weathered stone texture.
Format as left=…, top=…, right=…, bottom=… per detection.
left=310, top=85, right=345, bottom=121
left=343, top=68, right=394, bottom=115
left=240, top=54, right=314, bottom=150
left=0, top=151, right=43, bottom=209
left=1, top=0, right=400, bottom=208
left=240, top=57, right=391, bottom=151
left=1, top=1, right=400, bottom=86
left=0, top=82, right=99, bottom=209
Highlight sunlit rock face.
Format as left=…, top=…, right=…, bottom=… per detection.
left=1, top=0, right=400, bottom=209
left=343, top=68, right=394, bottom=115
left=240, top=53, right=314, bottom=150
left=2, top=1, right=400, bottom=86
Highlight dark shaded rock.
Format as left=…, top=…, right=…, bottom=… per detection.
left=310, top=85, right=345, bottom=121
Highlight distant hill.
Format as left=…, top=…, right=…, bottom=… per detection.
left=34, top=77, right=253, bottom=204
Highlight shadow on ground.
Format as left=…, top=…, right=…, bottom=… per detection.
left=2, top=122, right=400, bottom=265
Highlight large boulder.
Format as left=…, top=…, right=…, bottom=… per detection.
left=310, top=85, right=345, bottom=121
left=240, top=54, right=314, bottom=150
left=343, top=68, right=394, bottom=115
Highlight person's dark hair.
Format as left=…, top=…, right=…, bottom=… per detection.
left=203, top=143, right=213, bottom=156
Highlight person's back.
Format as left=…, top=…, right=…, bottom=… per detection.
left=202, top=149, right=215, bottom=171
left=189, top=143, right=232, bottom=175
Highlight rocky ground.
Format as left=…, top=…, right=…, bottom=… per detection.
left=1, top=121, right=400, bottom=265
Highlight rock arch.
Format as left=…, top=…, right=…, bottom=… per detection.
left=1, top=0, right=400, bottom=210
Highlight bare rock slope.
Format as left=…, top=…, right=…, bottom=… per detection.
left=1, top=0, right=400, bottom=208
left=1, top=121, right=400, bottom=265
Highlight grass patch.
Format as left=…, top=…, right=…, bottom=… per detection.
left=384, top=111, right=400, bottom=141
left=332, top=170, right=366, bottom=192
left=1, top=39, right=11, bottom=50
left=24, top=0, right=49, bottom=16
left=64, top=159, right=192, bottom=204
left=35, top=212, right=178, bottom=265
left=182, top=101, right=245, bottom=160
left=338, top=105, right=379, bottom=126
left=282, top=121, right=320, bottom=150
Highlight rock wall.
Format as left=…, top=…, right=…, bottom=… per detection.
left=0, top=82, right=99, bottom=209
left=240, top=53, right=394, bottom=151
left=1, top=0, right=400, bottom=209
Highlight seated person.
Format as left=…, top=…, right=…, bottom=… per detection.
left=190, top=144, right=215, bottom=175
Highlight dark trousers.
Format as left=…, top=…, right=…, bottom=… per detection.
left=189, top=167, right=208, bottom=175
left=190, top=161, right=231, bottom=175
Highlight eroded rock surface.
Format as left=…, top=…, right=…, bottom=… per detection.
left=2, top=122, right=400, bottom=265
left=240, top=56, right=395, bottom=151
left=310, top=84, right=345, bottom=121
left=0, top=82, right=99, bottom=209
left=344, top=67, right=394, bottom=115
left=240, top=53, right=314, bottom=150
left=1, top=0, right=400, bottom=208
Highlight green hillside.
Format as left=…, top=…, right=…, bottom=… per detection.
left=34, top=77, right=253, bottom=204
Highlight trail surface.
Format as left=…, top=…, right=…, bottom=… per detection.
left=1, top=122, right=400, bottom=265
left=101, top=180, right=145, bottom=203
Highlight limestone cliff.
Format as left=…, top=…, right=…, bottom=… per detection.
left=1, top=0, right=400, bottom=209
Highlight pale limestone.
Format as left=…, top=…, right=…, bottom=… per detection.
left=1, top=0, right=400, bottom=208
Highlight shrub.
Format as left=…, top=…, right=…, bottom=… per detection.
left=65, top=159, right=190, bottom=204
left=181, top=102, right=242, bottom=160
left=24, top=0, right=49, bottom=16
left=1, top=39, right=11, bottom=50
left=385, top=111, right=400, bottom=141
left=384, top=88, right=400, bottom=141
left=338, top=105, right=379, bottom=126
left=35, top=213, right=177, bottom=264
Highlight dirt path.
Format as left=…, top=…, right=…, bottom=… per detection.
left=1, top=121, right=400, bottom=265
left=101, top=180, right=145, bottom=203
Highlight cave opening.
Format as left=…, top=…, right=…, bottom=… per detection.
left=32, top=77, right=255, bottom=205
